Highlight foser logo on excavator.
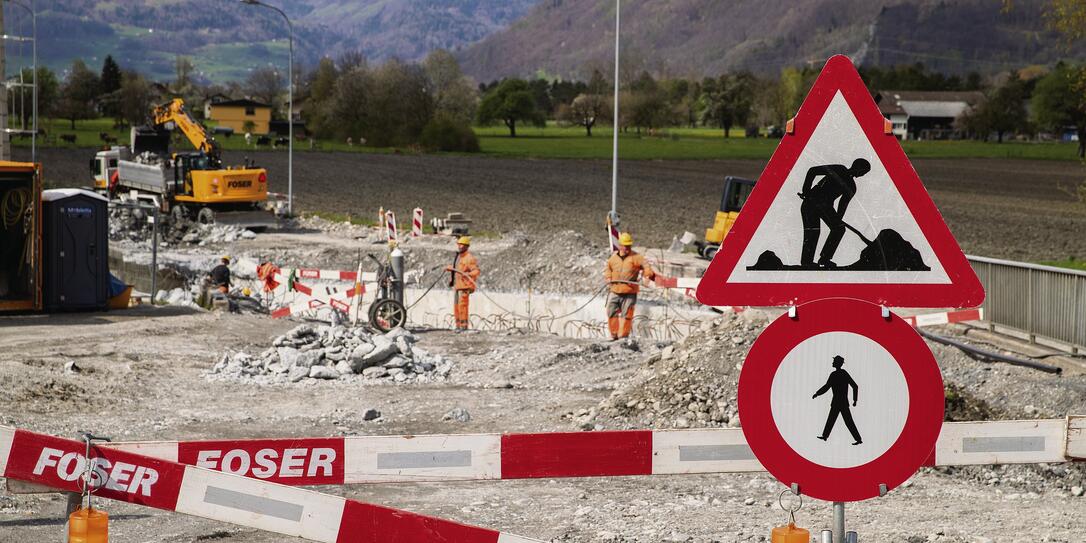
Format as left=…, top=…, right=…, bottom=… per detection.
left=227, top=179, right=253, bottom=189
left=178, top=439, right=345, bottom=485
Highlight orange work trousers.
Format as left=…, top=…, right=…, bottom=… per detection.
left=606, top=293, right=637, bottom=339
left=454, top=290, right=471, bottom=329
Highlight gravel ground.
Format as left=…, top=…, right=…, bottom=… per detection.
left=20, top=147, right=1086, bottom=262
left=1, top=304, right=1083, bottom=542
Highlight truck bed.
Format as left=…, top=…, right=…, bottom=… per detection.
left=116, top=160, right=168, bottom=194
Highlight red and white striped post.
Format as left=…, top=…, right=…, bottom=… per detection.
left=412, top=208, right=423, bottom=237
left=385, top=210, right=397, bottom=244
left=377, top=206, right=386, bottom=241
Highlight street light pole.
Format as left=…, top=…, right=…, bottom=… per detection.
left=240, top=0, right=293, bottom=217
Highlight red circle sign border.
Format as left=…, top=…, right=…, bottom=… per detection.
left=738, top=297, right=944, bottom=502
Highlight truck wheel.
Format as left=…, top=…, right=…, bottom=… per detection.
left=170, top=206, right=188, bottom=224
left=704, top=246, right=719, bottom=260
left=197, top=207, right=215, bottom=225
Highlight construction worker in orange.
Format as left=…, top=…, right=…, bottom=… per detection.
left=445, top=236, right=480, bottom=331
left=604, top=232, right=655, bottom=340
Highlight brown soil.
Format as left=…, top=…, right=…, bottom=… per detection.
left=21, top=148, right=1086, bottom=262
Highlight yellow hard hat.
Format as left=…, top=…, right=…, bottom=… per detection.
left=457, top=236, right=471, bottom=246
left=619, top=233, right=633, bottom=246
left=242, top=287, right=252, bottom=297
left=221, top=255, right=231, bottom=262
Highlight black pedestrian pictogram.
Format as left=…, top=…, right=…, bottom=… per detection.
left=746, top=158, right=931, bottom=272
left=812, top=355, right=863, bottom=445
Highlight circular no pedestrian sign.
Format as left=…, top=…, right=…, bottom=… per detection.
left=738, top=298, right=944, bottom=502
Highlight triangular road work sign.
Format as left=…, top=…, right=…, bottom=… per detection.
left=696, top=55, right=984, bottom=309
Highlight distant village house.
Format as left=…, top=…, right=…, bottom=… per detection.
left=875, top=90, right=985, bottom=141
left=207, top=99, right=272, bottom=134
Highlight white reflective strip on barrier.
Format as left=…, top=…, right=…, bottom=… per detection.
left=343, top=434, right=502, bottom=483
left=911, top=312, right=949, bottom=327
left=108, top=441, right=180, bottom=463
left=0, top=425, right=14, bottom=475
left=175, top=465, right=346, bottom=543
left=499, top=533, right=545, bottom=543
left=1068, top=416, right=1086, bottom=459
left=674, top=277, right=701, bottom=289
left=935, top=420, right=1068, bottom=466
left=651, top=429, right=763, bottom=474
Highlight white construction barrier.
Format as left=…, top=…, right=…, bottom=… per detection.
left=10, top=418, right=1079, bottom=490
left=0, top=425, right=544, bottom=542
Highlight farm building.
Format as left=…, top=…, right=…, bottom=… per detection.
left=207, top=99, right=272, bottom=134
left=875, top=90, right=985, bottom=140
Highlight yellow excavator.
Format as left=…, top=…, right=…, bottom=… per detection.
left=694, top=176, right=757, bottom=260
left=91, top=98, right=278, bottom=229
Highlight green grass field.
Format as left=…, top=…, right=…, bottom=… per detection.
left=475, top=124, right=1081, bottom=161
left=1041, top=258, right=1086, bottom=272
left=18, top=118, right=1083, bottom=162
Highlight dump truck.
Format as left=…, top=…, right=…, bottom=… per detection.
left=0, top=161, right=41, bottom=313
left=91, top=98, right=280, bottom=230
left=694, top=176, right=757, bottom=260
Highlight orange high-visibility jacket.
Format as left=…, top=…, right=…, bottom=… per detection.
left=453, top=251, right=480, bottom=292
left=605, top=251, right=655, bottom=294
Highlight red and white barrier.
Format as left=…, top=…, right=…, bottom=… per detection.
left=262, top=266, right=378, bottom=320
left=412, top=208, right=423, bottom=237
left=653, top=276, right=701, bottom=290
left=13, top=419, right=1077, bottom=489
left=0, top=425, right=543, bottom=543
left=902, top=308, right=984, bottom=328
left=385, top=210, right=397, bottom=243
left=271, top=267, right=376, bottom=283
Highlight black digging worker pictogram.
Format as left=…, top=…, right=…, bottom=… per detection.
left=798, top=158, right=871, bottom=269
left=812, top=355, right=863, bottom=445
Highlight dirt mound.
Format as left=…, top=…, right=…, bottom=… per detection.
left=598, top=311, right=765, bottom=428
left=846, top=229, right=930, bottom=271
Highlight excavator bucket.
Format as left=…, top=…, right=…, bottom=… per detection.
left=130, top=125, right=171, bottom=156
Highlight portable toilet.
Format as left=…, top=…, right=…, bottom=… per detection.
left=42, top=189, right=109, bottom=311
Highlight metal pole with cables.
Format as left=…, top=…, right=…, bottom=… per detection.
left=610, top=0, right=620, bottom=227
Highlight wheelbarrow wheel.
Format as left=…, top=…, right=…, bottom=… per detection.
left=368, top=298, right=406, bottom=333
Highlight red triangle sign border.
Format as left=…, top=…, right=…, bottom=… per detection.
left=695, top=55, right=985, bottom=309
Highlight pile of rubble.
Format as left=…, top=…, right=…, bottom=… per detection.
left=109, top=207, right=256, bottom=245
left=598, top=311, right=765, bottom=429
left=209, top=324, right=452, bottom=384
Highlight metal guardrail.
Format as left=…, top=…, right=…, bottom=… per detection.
left=968, top=255, right=1086, bottom=352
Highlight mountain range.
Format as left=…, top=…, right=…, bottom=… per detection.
left=7, top=0, right=1082, bottom=84
left=19, top=0, right=536, bottom=82
left=456, top=0, right=1086, bottom=81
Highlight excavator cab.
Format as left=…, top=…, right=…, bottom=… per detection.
left=696, top=176, right=757, bottom=260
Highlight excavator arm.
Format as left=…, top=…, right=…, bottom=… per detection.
left=151, top=98, right=221, bottom=161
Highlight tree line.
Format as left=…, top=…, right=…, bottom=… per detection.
left=476, top=61, right=1086, bottom=154
left=17, top=53, right=1086, bottom=157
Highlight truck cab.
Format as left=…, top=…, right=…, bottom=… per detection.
left=89, top=147, right=124, bottom=193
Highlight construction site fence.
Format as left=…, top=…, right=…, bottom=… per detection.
left=968, top=255, right=1086, bottom=352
